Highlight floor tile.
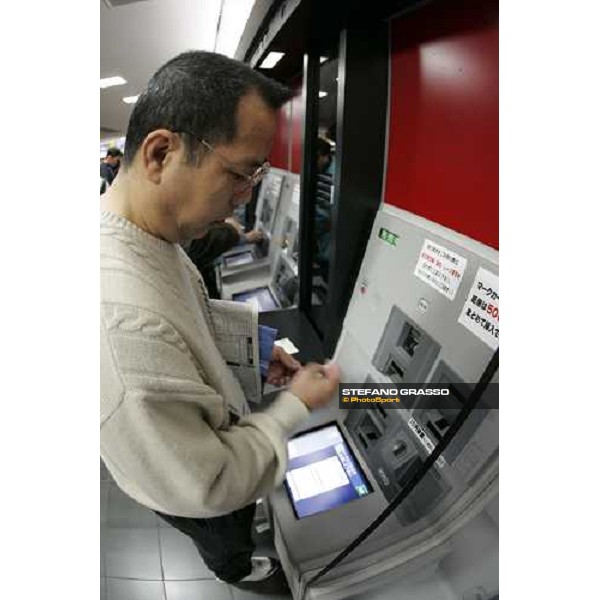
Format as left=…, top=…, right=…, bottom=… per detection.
left=165, top=580, right=233, bottom=600
left=106, top=577, right=165, bottom=600
left=105, top=528, right=162, bottom=580
left=107, top=483, right=158, bottom=528
left=160, top=528, right=214, bottom=580
left=231, top=588, right=291, bottom=600
left=343, top=570, right=456, bottom=600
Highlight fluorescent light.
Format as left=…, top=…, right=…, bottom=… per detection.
left=320, top=56, right=328, bottom=64
left=214, top=0, right=255, bottom=58
left=122, top=95, right=139, bottom=104
left=100, top=76, right=126, bottom=89
left=319, top=91, right=328, bottom=98
left=259, top=52, right=284, bottom=69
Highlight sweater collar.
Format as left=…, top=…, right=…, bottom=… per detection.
left=100, top=210, right=178, bottom=254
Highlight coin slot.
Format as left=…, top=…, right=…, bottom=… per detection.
left=392, top=440, right=408, bottom=458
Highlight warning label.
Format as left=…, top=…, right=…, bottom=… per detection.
left=458, top=267, right=499, bottom=350
left=414, top=239, right=467, bottom=301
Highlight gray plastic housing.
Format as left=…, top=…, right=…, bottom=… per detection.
left=372, top=305, right=441, bottom=383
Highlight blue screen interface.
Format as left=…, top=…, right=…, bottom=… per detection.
left=225, top=251, right=254, bottom=268
left=232, top=287, right=278, bottom=312
left=285, top=424, right=372, bottom=519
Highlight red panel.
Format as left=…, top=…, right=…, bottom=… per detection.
left=290, top=81, right=304, bottom=174
left=385, top=0, right=499, bottom=249
left=269, top=104, right=290, bottom=170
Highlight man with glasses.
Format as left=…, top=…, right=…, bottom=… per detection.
left=100, top=51, right=340, bottom=594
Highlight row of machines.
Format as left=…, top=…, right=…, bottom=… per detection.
left=265, top=203, right=499, bottom=600
left=218, top=168, right=301, bottom=311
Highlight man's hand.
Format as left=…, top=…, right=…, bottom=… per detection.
left=265, top=345, right=301, bottom=386
left=290, top=362, right=341, bottom=411
left=224, top=217, right=244, bottom=237
left=244, top=229, right=264, bottom=244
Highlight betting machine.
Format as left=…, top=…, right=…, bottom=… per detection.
left=221, top=174, right=302, bottom=312
left=266, top=203, right=499, bottom=600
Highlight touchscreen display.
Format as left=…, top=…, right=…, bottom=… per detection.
left=225, top=251, right=254, bottom=268
left=284, top=423, right=372, bottom=519
left=232, top=287, right=278, bottom=312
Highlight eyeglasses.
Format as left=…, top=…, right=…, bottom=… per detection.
left=201, top=140, right=270, bottom=191
left=175, top=131, right=270, bottom=191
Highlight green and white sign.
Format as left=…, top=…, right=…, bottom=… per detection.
left=378, top=227, right=399, bottom=247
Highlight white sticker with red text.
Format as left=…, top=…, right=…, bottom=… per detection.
left=408, top=417, right=446, bottom=468
left=458, top=267, right=499, bottom=350
left=414, top=239, right=467, bottom=301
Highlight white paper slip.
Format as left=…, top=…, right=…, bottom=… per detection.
left=263, top=382, right=288, bottom=395
left=274, top=337, right=299, bottom=354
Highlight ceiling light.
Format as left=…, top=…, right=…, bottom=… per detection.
left=100, top=76, right=127, bottom=89
left=320, top=56, right=328, bottom=64
left=319, top=91, right=328, bottom=98
left=214, top=0, right=256, bottom=58
left=122, top=95, right=139, bottom=104
left=259, top=52, right=284, bottom=69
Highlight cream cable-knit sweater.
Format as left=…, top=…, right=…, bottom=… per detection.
left=100, top=211, right=309, bottom=518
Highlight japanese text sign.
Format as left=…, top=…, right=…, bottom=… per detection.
left=414, top=239, right=467, bottom=301
left=458, top=267, right=499, bottom=350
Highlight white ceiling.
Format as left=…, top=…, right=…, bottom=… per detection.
left=100, top=0, right=256, bottom=139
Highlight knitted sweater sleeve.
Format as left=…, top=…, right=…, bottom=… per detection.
left=100, top=302, right=309, bottom=518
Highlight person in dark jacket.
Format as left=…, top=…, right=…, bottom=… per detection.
left=186, top=218, right=263, bottom=298
left=100, top=147, right=123, bottom=186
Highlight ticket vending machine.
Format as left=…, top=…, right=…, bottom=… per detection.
left=270, top=177, right=301, bottom=308
left=267, top=204, right=499, bottom=600
left=219, top=168, right=287, bottom=280
left=222, top=174, right=302, bottom=312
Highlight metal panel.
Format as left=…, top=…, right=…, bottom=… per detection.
left=384, top=0, right=499, bottom=249
left=322, top=22, right=389, bottom=354
left=269, top=204, right=498, bottom=599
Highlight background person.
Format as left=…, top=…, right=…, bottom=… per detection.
left=99, top=147, right=123, bottom=186
left=184, top=217, right=264, bottom=298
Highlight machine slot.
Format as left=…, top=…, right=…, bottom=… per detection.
left=394, top=456, right=422, bottom=487
left=401, top=325, right=422, bottom=357
left=392, top=440, right=408, bottom=458
left=372, top=306, right=441, bottom=383
left=357, top=414, right=382, bottom=447
left=426, top=419, right=447, bottom=442
left=388, top=359, right=404, bottom=380
left=374, top=404, right=388, bottom=421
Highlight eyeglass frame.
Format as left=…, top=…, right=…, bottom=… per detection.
left=173, top=130, right=270, bottom=191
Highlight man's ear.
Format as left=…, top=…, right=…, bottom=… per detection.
left=140, top=130, right=180, bottom=184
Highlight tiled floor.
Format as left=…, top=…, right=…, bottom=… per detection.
left=100, top=460, right=291, bottom=600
